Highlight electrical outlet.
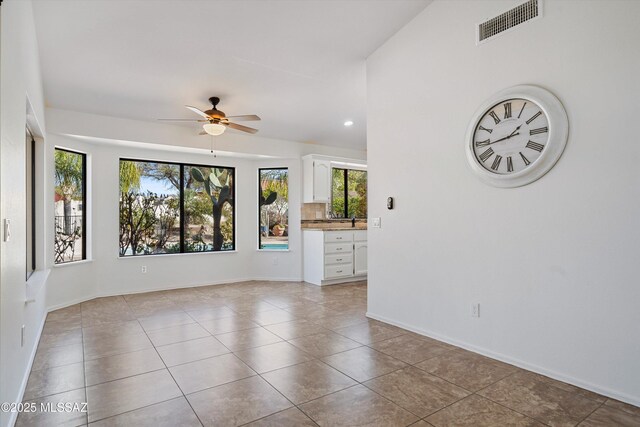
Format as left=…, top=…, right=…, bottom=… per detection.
left=3, top=219, right=11, bottom=242
left=272, top=257, right=278, bottom=266
left=141, top=265, right=147, bottom=274
left=471, top=303, right=480, bottom=318
left=372, top=217, right=381, bottom=228
left=21, top=325, right=25, bottom=347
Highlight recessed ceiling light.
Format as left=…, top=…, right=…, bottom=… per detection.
left=344, top=120, right=354, bottom=127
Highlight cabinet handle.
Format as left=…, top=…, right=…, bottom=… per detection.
left=336, top=247, right=342, bottom=250
left=337, top=270, right=343, bottom=273
left=336, top=258, right=342, bottom=261
left=336, top=237, right=342, bottom=240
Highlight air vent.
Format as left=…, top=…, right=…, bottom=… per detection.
left=477, top=0, right=541, bottom=44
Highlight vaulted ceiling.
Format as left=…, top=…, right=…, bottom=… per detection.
left=32, top=0, right=431, bottom=150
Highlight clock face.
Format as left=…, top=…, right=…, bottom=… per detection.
left=472, top=98, right=549, bottom=175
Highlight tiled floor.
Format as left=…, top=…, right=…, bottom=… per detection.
left=17, top=280, right=640, bottom=426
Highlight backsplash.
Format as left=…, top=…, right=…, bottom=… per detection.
left=301, top=203, right=327, bottom=220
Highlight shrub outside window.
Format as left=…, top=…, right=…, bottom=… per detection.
left=54, top=148, right=86, bottom=264
left=259, top=168, right=288, bottom=250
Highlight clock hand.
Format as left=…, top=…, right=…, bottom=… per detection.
left=487, top=132, right=520, bottom=145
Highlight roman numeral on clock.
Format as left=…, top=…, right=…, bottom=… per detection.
left=526, top=141, right=545, bottom=152
left=491, top=155, right=502, bottom=171
left=507, top=156, right=514, bottom=172
left=526, top=111, right=542, bottom=124
left=479, top=148, right=494, bottom=162
left=520, top=152, right=531, bottom=166
left=475, top=139, right=490, bottom=147
left=503, top=102, right=512, bottom=119
left=517, top=102, right=527, bottom=118
left=529, top=127, right=548, bottom=136
left=478, top=125, right=493, bottom=133
left=489, top=111, right=501, bottom=125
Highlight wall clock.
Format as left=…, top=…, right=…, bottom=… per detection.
left=465, top=85, right=568, bottom=187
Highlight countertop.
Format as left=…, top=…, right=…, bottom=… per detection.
left=303, top=227, right=367, bottom=231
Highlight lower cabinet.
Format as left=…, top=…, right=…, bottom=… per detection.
left=303, top=229, right=367, bottom=286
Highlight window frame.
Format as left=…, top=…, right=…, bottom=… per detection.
left=54, top=147, right=87, bottom=264
left=118, top=158, right=236, bottom=257
left=257, top=167, right=289, bottom=251
left=26, top=128, right=36, bottom=278
left=331, top=167, right=367, bottom=219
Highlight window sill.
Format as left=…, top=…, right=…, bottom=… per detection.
left=117, top=250, right=238, bottom=259
left=26, top=269, right=51, bottom=303
left=53, top=259, right=93, bottom=268
left=257, top=249, right=291, bottom=252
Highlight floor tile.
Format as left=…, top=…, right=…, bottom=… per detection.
left=426, top=394, right=543, bottom=427
left=523, top=372, right=606, bottom=403
left=42, top=317, right=82, bottom=335
left=478, top=371, right=602, bottom=426
left=244, top=407, right=317, bottom=427
left=84, top=348, right=165, bottom=386
left=24, top=362, right=85, bottom=400
left=251, top=309, right=298, bottom=326
left=579, top=404, right=640, bottom=426
left=369, top=334, right=453, bottom=365
left=138, top=312, right=195, bottom=331
left=146, top=322, right=210, bottom=347
left=321, top=346, right=407, bottom=382
left=234, top=341, right=314, bottom=373
left=605, top=398, right=640, bottom=417
left=264, top=319, right=328, bottom=340
left=46, top=305, right=82, bottom=323
left=156, top=336, right=230, bottom=366
left=16, top=388, right=87, bottom=427
left=300, top=384, right=418, bottom=427
left=86, top=370, right=181, bottom=423
left=215, top=327, right=282, bottom=351
left=187, top=376, right=292, bottom=426
left=415, top=349, right=517, bottom=391
left=262, top=360, right=357, bottom=404
left=288, top=332, right=361, bottom=357
left=38, top=328, right=83, bottom=349
left=364, top=366, right=469, bottom=418
left=83, top=332, right=153, bottom=360
left=88, top=396, right=201, bottom=426
left=333, top=320, right=407, bottom=344
left=169, top=353, right=256, bottom=394
left=187, top=306, right=236, bottom=322
left=197, top=315, right=260, bottom=335
left=32, top=344, right=84, bottom=371
left=81, top=320, right=143, bottom=342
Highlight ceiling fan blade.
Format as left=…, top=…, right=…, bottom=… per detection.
left=185, top=105, right=211, bottom=119
left=158, top=118, right=207, bottom=122
left=224, top=114, right=261, bottom=122
left=226, top=122, right=258, bottom=134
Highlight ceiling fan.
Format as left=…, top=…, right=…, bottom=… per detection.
left=159, top=97, right=260, bottom=135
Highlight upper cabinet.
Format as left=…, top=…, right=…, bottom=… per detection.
left=303, top=156, right=331, bottom=203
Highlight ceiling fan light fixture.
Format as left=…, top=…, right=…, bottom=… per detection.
left=203, top=123, right=226, bottom=136
left=344, top=120, right=354, bottom=127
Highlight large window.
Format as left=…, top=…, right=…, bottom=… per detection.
left=258, top=168, right=288, bottom=250
left=26, top=128, right=36, bottom=277
left=54, top=148, right=86, bottom=264
left=331, top=168, right=367, bottom=219
left=119, top=159, right=235, bottom=256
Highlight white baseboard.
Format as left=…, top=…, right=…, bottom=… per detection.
left=366, top=311, right=640, bottom=408
left=8, top=314, right=47, bottom=427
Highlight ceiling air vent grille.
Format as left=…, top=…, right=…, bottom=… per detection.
left=478, top=0, right=541, bottom=44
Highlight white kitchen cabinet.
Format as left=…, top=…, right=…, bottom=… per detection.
left=303, top=229, right=367, bottom=286
left=303, top=156, right=331, bottom=203
left=354, top=242, right=368, bottom=276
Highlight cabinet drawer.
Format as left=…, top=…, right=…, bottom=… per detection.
left=325, top=253, right=352, bottom=265
left=325, top=264, right=353, bottom=279
left=324, top=243, right=353, bottom=254
left=324, top=231, right=353, bottom=243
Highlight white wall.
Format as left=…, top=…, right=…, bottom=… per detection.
left=0, top=1, right=49, bottom=426
left=367, top=0, right=640, bottom=405
left=44, top=110, right=366, bottom=309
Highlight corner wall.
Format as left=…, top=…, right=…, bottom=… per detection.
left=0, top=1, right=49, bottom=426
left=366, top=0, right=640, bottom=404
